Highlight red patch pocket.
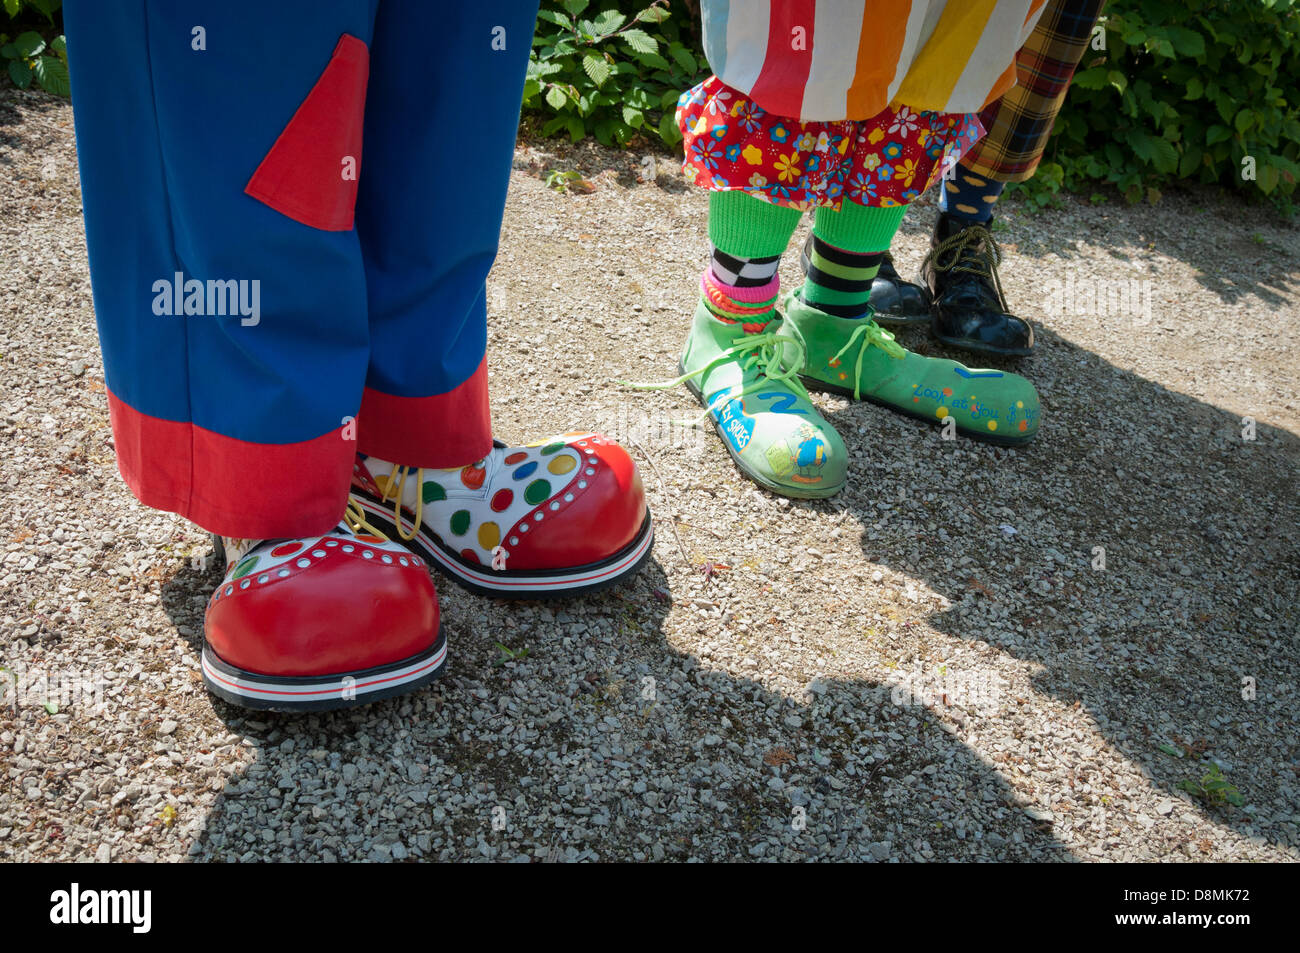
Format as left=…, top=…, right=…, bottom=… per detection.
left=245, top=34, right=369, bottom=231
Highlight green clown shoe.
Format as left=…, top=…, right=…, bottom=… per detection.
left=779, top=290, right=1041, bottom=445
left=625, top=300, right=846, bottom=499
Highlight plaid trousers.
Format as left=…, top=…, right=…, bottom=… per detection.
left=962, top=0, right=1107, bottom=183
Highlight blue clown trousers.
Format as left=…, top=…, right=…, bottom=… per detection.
left=65, top=0, right=540, bottom=539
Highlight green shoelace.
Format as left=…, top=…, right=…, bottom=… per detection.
left=830, top=319, right=907, bottom=400
left=617, top=325, right=811, bottom=426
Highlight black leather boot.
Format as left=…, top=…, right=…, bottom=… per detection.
left=799, top=235, right=930, bottom=326
left=921, top=212, right=1034, bottom=356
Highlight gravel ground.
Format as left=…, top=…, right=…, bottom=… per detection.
left=2, top=87, right=1298, bottom=862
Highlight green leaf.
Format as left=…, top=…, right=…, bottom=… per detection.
left=2, top=0, right=19, bottom=17
left=1258, top=163, right=1280, bottom=195
left=1234, top=108, right=1254, bottom=135
left=1107, top=70, right=1127, bottom=95
left=1072, top=67, right=1110, bottom=90
left=8, top=57, right=31, bottom=88
left=591, top=10, right=626, bottom=34
left=545, top=84, right=568, bottom=111
left=44, top=701, right=58, bottom=715
left=638, top=5, right=672, bottom=24
left=13, top=31, right=45, bottom=58
left=669, top=43, right=697, bottom=73
left=622, top=104, right=644, bottom=129
left=536, top=9, right=570, bottom=27
left=658, top=110, right=681, bottom=146
left=621, top=28, right=657, bottom=54
left=1157, top=743, right=1182, bottom=757
left=581, top=52, right=610, bottom=86
left=32, top=54, right=68, bottom=97
left=562, top=0, right=589, bottom=15
left=632, top=49, right=670, bottom=70
left=1164, top=26, right=1205, bottom=57
left=1205, top=124, right=1233, bottom=145
left=1185, top=76, right=1203, bottom=100
left=50, top=35, right=66, bottom=58
left=565, top=114, right=585, bottom=143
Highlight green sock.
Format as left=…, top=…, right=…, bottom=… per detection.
left=803, top=202, right=909, bottom=318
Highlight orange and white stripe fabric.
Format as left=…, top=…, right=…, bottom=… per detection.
left=701, top=0, right=1049, bottom=121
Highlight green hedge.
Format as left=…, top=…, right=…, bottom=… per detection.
left=0, top=0, right=66, bottom=96
left=523, top=0, right=1300, bottom=208
left=1034, top=0, right=1299, bottom=206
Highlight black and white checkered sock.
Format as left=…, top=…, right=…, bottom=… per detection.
left=709, top=245, right=782, bottom=288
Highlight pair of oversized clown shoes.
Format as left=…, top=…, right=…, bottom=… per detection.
left=202, top=434, right=652, bottom=712
left=659, top=284, right=1040, bottom=499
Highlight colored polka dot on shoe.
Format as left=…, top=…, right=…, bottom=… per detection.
left=491, top=488, right=513, bottom=511
left=270, top=543, right=301, bottom=558
left=422, top=481, right=446, bottom=503
left=540, top=440, right=565, bottom=455
left=547, top=455, right=576, bottom=475
left=524, top=479, right=551, bottom=505
left=233, top=556, right=259, bottom=578
left=512, top=461, right=537, bottom=480
left=461, top=549, right=479, bottom=564
left=478, top=522, right=500, bottom=549
left=503, top=451, right=527, bottom=465
left=460, top=465, right=485, bottom=490
left=450, top=510, right=471, bottom=536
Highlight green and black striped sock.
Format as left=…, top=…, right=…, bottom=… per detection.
left=802, top=202, right=908, bottom=318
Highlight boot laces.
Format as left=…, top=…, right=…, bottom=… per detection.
left=922, top=224, right=1009, bottom=312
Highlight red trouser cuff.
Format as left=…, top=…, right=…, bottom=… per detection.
left=356, top=357, right=493, bottom=468
left=108, top=389, right=352, bottom=539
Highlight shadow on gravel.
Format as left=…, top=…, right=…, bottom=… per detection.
left=161, top=542, right=1071, bottom=861
left=809, top=321, right=1300, bottom=857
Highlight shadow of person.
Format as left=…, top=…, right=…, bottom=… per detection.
left=164, top=535, right=1072, bottom=861
left=810, top=321, right=1299, bottom=856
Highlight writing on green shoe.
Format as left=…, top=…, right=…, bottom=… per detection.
left=707, top=388, right=810, bottom=455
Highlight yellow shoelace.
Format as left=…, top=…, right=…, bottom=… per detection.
left=372, top=464, right=426, bottom=542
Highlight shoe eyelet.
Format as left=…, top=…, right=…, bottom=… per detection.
left=534, top=512, right=543, bottom=521
left=550, top=501, right=560, bottom=511
left=585, top=468, right=595, bottom=476
left=519, top=523, right=529, bottom=532
left=239, top=579, right=251, bottom=589
left=564, top=493, right=574, bottom=502
left=326, top=540, right=339, bottom=547
left=363, top=550, right=374, bottom=559
left=509, top=536, right=518, bottom=545
left=225, top=586, right=234, bottom=596
left=257, top=574, right=269, bottom=584
left=342, top=544, right=354, bottom=553
left=278, top=568, right=290, bottom=577
left=312, top=549, right=326, bottom=558
left=296, top=558, right=311, bottom=568
left=382, top=554, right=393, bottom=564
left=578, top=480, right=588, bottom=489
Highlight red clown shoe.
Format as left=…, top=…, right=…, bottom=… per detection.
left=350, top=433, right=653, bottom=598
left=202, top=505, right=443, bottom=712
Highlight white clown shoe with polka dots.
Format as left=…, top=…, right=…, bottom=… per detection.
left=350, top=434, right=653, bottom=598
left=201, top=521, right=443, bottom=712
